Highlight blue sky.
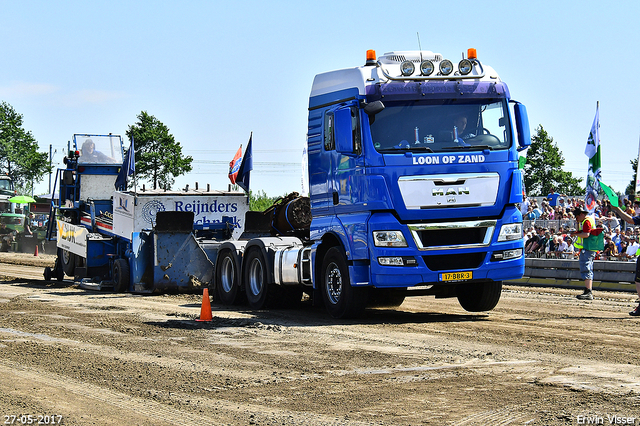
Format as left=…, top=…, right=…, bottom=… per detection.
left=1, top=1, right=638, bottom=197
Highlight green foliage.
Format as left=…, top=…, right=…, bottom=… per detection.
left=126, top=111, right=193, bottom=190
left=0, top=101, right=50, bottom=194
left=249, top=189, right=278, bottom=212
left=523, top=125, right=583, bottom=196
left=626, top=157, right=638, bottom=196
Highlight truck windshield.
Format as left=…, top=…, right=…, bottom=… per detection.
left=76, top=135, right=123, bottom=164
left=370, top=99, right=511, bottom=153
left=0, top=179, right=11, bottom=191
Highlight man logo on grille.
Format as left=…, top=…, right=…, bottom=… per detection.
left=432, top=187, right=470, bottom=196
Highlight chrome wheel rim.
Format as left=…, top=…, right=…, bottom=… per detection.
left=220, top=256, right=235, bottom=293
left=325, top=262, right=342, bottom=304
left=248, top=258, right=264, bottom=297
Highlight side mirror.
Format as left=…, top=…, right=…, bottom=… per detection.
left=364, top=100, right=385, bottom=125
left=364, top=100, right=385, bottom=116
left=335, top=108, right=355, bottom=155
left=513, top=102, right=531, bottom=151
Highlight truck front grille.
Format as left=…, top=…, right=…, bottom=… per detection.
left=408, top=220, right=496, bottom=251
left=423, top=252, right=487, bottom=271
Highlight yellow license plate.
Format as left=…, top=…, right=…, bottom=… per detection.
left=440, top=271, right=472, bottom=282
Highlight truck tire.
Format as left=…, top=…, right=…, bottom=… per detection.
left=43, top=266, right=52, bottom=281
left=60, top=249, right=75, bottom=277
left=56, top=265, right=64, bottom=282
left=457, top=281, right=502, bottom=312
left=320, top=247, right=368, bottom=319
left=215, top=249, right=244, bottom=305
left=113, top=259, right=130, bottom=293
left=243, top=247, right=272, bottom=309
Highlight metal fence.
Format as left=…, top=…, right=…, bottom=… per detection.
left=512, top=257, right=638, bottom=292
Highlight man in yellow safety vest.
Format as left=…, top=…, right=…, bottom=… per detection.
left=572, top=206, right=598, bottom=300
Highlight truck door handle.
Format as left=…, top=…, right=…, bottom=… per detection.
left=333, top=192, right=339, bottom=205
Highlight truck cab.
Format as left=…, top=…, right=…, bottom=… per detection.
left=307, top=49, right=530, bottom=317
left=0, top=175, right=16, bottom=212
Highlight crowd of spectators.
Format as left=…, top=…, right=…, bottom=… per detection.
left=521, top=192, right=640, bottom=261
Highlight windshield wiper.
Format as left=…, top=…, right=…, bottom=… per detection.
left=442, top=145, right=493, bottom=151
left=380, top=146, right=434, bottom=153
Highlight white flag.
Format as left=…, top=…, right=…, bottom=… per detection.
left=584, top=103, right=602, bottom=213
left=585, top=106, right=599, bottom=159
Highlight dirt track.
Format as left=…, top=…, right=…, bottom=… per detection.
left=1, top=253, right=640, bottom=425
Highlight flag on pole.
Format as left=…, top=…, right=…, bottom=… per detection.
left=115, top=138, right=135, bottom=191
left=518, top=155, right=526, bottom=169
left=236, top=134, right=253, bottom=193
left=585, top=105, right=600, bottom=159
left=599, top=181, right=619, bottom=208
left=228, top=145, right=242, bottom=185
left=584, top=103, right=601, bottom=213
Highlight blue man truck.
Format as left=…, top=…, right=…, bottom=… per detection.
left=215, top=48, right=531, bottom=318
left=45, top=48, right=530, bottom=320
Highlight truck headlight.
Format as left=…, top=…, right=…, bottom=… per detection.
left=400, top=61, right=415, bottom=76
left=420, top=60, right=434, bottom=76
left=439, top=60, right=453, bottom=75
left=458, top=59, right=472, bottom=75
left=373, top=231, right=408, bottom=247
left=378, top=256, right=418, bottom=266
left=491, top=248, right=523, bottom=261
left=497, top=223, right=523, bottom=242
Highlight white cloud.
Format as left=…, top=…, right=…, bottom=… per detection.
left=0, top=82, right=128, bottom=107
left=0, top=81, right=59, bottom=98
left=60, top=89, right=129, bottom=106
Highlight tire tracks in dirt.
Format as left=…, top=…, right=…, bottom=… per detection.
left=0, top=358, right=215, bottom=425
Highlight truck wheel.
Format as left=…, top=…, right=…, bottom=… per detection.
left=113, top=259, right=130, bottom=292
left=457, top=281, right=502, bottom=312
left=60, top=249, right=75, bottom=277
left=56, top=265, right=64, bottom=282
left=43, top=266, right=52, bottom=281
left=321, top=247, right=368, bottom=319
left=215, top=249, right=244, bottom=305
left=244, top=248, right=272, bottom=309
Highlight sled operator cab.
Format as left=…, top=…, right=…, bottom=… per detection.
left=44, top=134, right=125, bottom=282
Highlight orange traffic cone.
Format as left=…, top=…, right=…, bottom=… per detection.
left=196, top=288, right=213, bottom=322
left=34, top=244, right=38, bottom=257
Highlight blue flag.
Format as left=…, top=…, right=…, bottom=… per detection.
left=236, top=134, right=253, bottom=193
left=115, top=138, right=135, bottom=191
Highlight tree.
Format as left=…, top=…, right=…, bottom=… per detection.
left=250, top=189, right=278, bottom=211
left=125, top=111, right=193, bottom=190
left=626, top=157, right=637, bottom=196
left=0, top=101, right=50, bottom=195
left=523, top=125, right=583, bottom=196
